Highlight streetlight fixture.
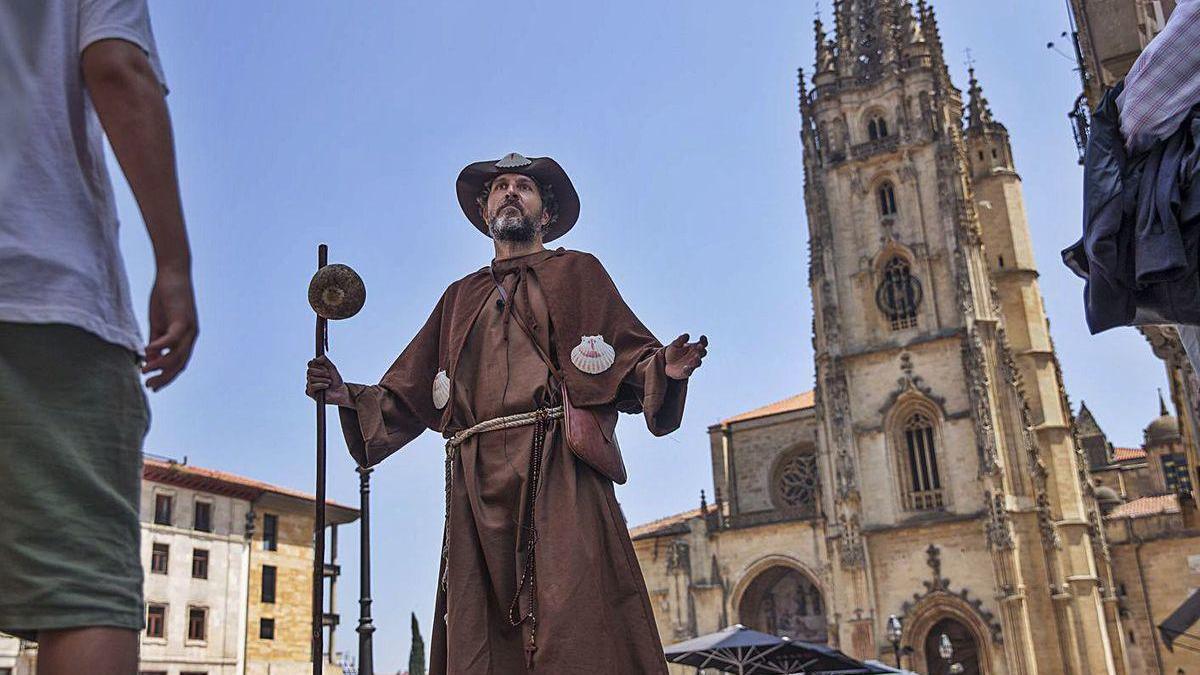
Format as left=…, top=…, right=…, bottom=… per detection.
left=939, top=633, right=964, bottom=674
left=886, top=615, right=904, bottom=669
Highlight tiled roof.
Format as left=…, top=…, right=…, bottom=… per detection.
left=1105, top=494, right=1180, bottom=520
left=720, top=391, right=816, bottom=426
left=629, top=507, right=704, bottom=541
left=143, top=457, right=359, bottom=518
left=1112, top=446, right=1147, bottom=462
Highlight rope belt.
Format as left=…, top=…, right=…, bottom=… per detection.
left=441, top=404, right=564, bottom=668
left=445, top=405, right=564, bottom=453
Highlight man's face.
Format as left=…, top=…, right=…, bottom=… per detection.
left=485, top=173, right=549, bottom=242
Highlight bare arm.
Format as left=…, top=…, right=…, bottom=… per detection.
left=82, top=38, right=197, bottom=391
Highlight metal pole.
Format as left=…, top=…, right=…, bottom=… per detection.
left=357, top=464, right=376, bottom=675
left=313, top=244, right=329, bottom=675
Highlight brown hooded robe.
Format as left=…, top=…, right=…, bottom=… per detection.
left=339, top=248, right=685, bottom=674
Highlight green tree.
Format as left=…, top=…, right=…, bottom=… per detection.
left=409, top=612, right=426, bottom=675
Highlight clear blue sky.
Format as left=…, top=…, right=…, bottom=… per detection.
left=114, top=2, right=1168, bottom=670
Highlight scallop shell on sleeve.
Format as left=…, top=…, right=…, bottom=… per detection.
left=432, top=369, right=451, bottom=409
left=570, top=335, right=616, bottom=375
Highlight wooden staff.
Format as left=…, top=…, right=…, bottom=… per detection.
left=313, top=244, right=328, bottom=674
left=307, top=244, right=366, bottom=674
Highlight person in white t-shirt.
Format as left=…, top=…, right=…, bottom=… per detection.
left=0, top=1, right=197, bottom=673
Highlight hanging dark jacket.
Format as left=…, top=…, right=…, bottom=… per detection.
left=1062, top=82, right=1200, bottom=333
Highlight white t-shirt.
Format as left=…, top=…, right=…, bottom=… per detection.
left=0, top=0, right=167, bottom=354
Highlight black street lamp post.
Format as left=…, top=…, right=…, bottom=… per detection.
left=886, top=614, right=912, bottom=670
left=357, top=464, right=376, bottom=675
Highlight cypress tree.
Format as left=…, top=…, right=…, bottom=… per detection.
left=408, top=612, right=427, bottom=675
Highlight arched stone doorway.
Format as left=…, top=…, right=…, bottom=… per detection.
left=923, top=617, right=982, bottom=675
left=737, top=565, right=827, bottom=643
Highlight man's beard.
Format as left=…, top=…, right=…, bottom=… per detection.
left=488, top=211, right=541, bottom=242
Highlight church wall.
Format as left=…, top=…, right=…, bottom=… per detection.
left=1106, top=518, right=1200, bottom=674
left=858, top=517, right=1006, bottom=671
left=840, top=336, right=985, bottom=527
left=633, top=516, right=830, bottom=672
left=719, top=411, right=817, bottom=516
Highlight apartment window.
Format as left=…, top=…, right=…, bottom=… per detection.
left=262, top=513, right=278, bottom=551
left=261, top=565, right=277, bottom=604
left=150, top=543, right=169, bottom=574
left=193, top=500, right=212, bottom=532
left=154, top=493, right=173, bottom=526
left=146, top=604, right=166, bottom=638
left=901, top=412, right=944, bottom=510
left=192, top=549, right=209, bottom=579
left=259, top=617, right=276, bottom=640
left=1162, top=453, right=1194, bottom=493
left=187, top=607, right=207, bottom=641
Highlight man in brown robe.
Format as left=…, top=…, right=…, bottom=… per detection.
left=307, top=152, right=707, bottom=674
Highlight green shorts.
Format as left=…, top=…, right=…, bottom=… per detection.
left=0, top=322, right=149, bottom=639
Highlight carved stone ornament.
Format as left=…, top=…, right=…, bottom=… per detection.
left=825, top=362, right=858, bottom=500
left=960, top=331, right=999, bottom=474
left=899, top=545, right=1005, bottom=644
left=1036, top=492, right=1062, bottom=550
left=877, top=352, right=947, bottom=417
left=838, top=514, right=866, bottom=569
left=984, top=490, right=1014, bottom=551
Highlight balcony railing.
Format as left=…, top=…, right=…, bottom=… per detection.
left=904, top=489, right=944, bottom=511
left=711, top=505, right=820, bottom=532
left=850, top=134, right=900, bottom=161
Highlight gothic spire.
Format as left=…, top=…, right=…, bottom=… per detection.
left=814, top=17, right=836, bottom=74
left=916, top=0, right=948, bottom=70
left=966, top=67, right=995, bottom=131
left=1159, top=389, right=1170, bottom=416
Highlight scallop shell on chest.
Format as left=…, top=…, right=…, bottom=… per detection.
left=570, top=335, right=615, bottom=375
left=432, top=369, right=451, bottom=409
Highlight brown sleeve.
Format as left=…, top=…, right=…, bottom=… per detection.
left=338, top=290, right=449, bottom=466
left=618, top=341, right=689, bottom=437
left=338, top=384, right=429, bottom=467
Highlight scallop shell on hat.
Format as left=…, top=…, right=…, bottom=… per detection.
left=570, top=335, right=615, bottom=375
left=432, top=370, right=451, bottom=409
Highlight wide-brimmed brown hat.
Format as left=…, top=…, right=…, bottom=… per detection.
left=456, top=152, right=580, bottom=243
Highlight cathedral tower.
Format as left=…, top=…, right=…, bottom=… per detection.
left=799, top=1, right=1123, bottom=671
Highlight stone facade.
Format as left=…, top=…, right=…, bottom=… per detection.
left=629, top=2, right=1200, bottom=673
left=139, top=477, right=251, bottom=675
left=245, top=494, right=353, bottom=675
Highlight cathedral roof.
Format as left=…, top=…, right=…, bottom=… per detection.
left=1104, top=494, right=1181, bottom=520
left=1112, top=446, right=1148, bottom=463
left=629, top=506, right=704, bottom=541
left=719, top=391, right=815, bottom=427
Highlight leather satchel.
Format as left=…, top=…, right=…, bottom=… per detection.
left=560, top=381, right=628, bottom=484
left=493, top=275, right=629, bottom=484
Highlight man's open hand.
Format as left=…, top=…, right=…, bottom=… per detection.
left=664, top=333, right=708, bottom=380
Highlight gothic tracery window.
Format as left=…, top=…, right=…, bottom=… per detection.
left=875, top=256, right=921, bottom=330
left=900, top=411, right=944, bottom=511
left=773, top=452, right=820, bottom=515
